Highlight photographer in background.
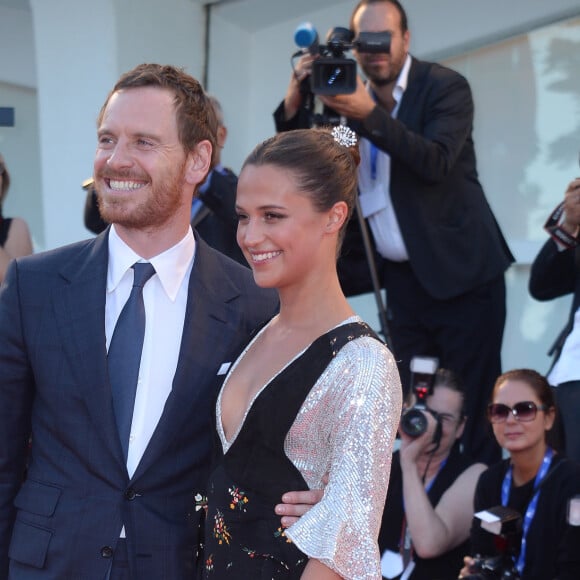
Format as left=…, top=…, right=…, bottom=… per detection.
left=529, top=178, right=580, bottom=463
left=83, top=95, right=246, bottom=265
left=274, top=0, right=513, bottom=465
left=380, top=368, right=486, bottom=580
left=459, top=369, right=580, bottom=579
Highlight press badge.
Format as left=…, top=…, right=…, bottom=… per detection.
left=380, top=549, right=403, bottom=579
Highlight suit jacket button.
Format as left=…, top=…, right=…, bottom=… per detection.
left=124, top=488, right=137, bottom=500
left=101, top=546, right=114, bottom=558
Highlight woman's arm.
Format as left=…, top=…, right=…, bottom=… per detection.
left=301, top=558, right=343, bottom=580
left=285, top=339, right=402, bottom=579
left=402, top=455, right=487, bottom=558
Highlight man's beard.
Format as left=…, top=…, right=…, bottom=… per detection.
left=97, top=161, right=185, bottom=230
left=359, top=52, right=406, bottom=88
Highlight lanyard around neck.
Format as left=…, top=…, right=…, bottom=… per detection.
left=501, top=447, right=553, bottom=576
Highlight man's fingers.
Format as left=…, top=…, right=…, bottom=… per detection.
left=280, top=488, right=324, bottom=506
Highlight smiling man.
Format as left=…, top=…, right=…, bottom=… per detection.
left=0, top=64, right=284, bottom=580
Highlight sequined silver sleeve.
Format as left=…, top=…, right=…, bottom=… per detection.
left=284, top=334, right=402, bottom=580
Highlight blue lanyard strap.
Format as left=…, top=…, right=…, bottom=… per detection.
left=401, top=456, right=448, bottom=514
left=425, top=457, right=447, bottom=493
left=501, top=447, right=554, bottom=575
left=369, top=89, right=379, bottom=181
left=370, top=143, right=378, bottom=180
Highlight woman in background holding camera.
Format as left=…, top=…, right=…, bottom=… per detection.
left=459, top=369, right=580, bottom=579
left=379, top=369, right=486, bottom=580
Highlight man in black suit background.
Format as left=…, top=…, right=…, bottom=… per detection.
left=275, top=0, right=513, bottom=464
left=529, top=178, right=580, bottom=463
left=84, top=94, right=246, bottom=265
left=190, top=95, right=245, bottom=265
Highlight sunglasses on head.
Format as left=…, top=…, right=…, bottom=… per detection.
left=487, top=401, right=548, bottom=423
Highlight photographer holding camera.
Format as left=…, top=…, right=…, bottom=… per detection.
left=379, top=367, right=486, bottom=580
left=274, top=0, right=514, bottom=466
left=529, top=178, right=580, bottom=463
left=459, top=369, right=580, bottom=579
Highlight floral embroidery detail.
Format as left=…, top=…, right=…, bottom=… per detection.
left=195, top=492, right=208, bottom=513
left=275, top=526, right=293, bottom=544
left=205, top=554, right=214, bottom=571
left=213, top=509, right=232, bottom=545
left=228, top=486, right=249, bottom=511
left=242, top=548, right=290, bottom=570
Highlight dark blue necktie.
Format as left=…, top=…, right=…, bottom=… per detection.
left=108, top=262, right=156, bottom=461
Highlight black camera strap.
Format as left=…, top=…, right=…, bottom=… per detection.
left=544, top=201, right=580, bottom=249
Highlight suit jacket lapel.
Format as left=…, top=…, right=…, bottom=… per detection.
left=133, top=239, right=247, bottom=479
left=397, top=57, right=424, bottom=124
left=52, top=230, right=125, bottom=468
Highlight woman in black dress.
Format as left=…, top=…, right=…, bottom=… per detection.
left=459, top=369, right=580, bottom=579
left=202, top=128, right=402, bottom=579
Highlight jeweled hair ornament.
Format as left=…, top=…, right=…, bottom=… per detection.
left=332, top=125, right=358, bottom=148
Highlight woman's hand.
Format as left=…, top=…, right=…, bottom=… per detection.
left=458, top=555, right=475, bottom=578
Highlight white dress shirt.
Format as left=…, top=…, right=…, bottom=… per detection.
left=548, top=307, right=580, bottom=386
left=357, top=53, right=412, bottom=262
left=105, top=225, right=195, bottom=478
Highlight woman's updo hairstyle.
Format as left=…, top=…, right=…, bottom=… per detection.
left=241, top=127, right=360, bottom=247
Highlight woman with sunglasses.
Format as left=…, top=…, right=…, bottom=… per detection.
left=0, top=152, right=33, bottom=283
left=459, top=368, right=580, bottom=579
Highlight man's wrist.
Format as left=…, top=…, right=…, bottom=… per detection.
left=544, top=202, right=580, bottom=249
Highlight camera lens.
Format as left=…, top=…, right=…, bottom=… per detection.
left=401, top=408, right=428, bottom=437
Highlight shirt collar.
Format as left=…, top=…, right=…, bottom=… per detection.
left=393, top=53, right=412, bottom=104
left=365, top=53, right=412, bottom=108
left=107, top=224, right=195, bottom=301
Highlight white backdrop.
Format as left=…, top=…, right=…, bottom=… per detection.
left=1, top=0, right=579, bottom=375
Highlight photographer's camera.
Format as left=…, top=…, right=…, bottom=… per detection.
left=463, top=507, right=522, bottom=579
left=293, top=22, right=391, bottom=96
left=465, top=554, right=519, bottom=579
left=400, top=356, right=442, bottom=445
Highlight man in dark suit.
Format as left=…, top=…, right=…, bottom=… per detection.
left=275, top=0, right=513, bottom=464
left=83, top=95, right=245, bottom=266
left=529, top=178, right=580, bottom=462
left=190, top=95, right=246, bottom=265
left=0, top=64, right=294, bottom=579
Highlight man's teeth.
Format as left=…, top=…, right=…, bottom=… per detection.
left=109, top=180, right=144, bottom=191
left=252, top=251, right=281, bottom=262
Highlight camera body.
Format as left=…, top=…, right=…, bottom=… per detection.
left=464, top=554, right=520, bottom=579
left=294, top=23, right=391, bottom=95
left=463, top=506, right=523, bottom=579
left=400, top=356, right=442, bottom=445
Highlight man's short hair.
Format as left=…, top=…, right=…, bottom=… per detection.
left=350, top=0, right=409, bottom=34
left=97, top=63, right=218, bottom=166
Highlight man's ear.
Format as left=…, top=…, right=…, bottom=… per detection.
left=217, top=125, right=228, bottom=149
left=403, top=30, right=411, bottom=54
left=185, top=140, right=212, bottom=186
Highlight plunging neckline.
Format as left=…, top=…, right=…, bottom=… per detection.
left=216, top=315, right=360, bottom=453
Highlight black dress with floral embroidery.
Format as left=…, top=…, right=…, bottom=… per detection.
left=202, top=322, right=378, bottom=579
